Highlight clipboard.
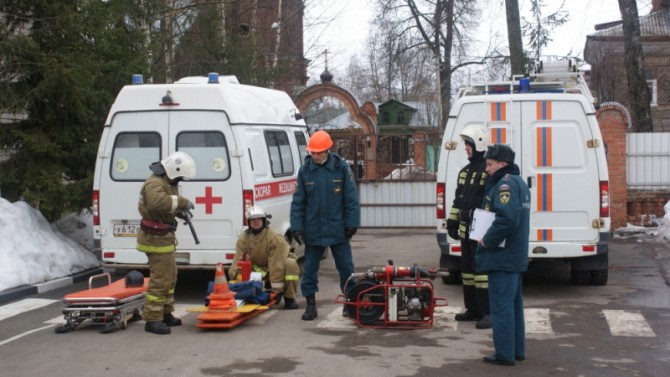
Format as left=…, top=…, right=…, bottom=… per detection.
left=469, top=208, right=505, bottom=247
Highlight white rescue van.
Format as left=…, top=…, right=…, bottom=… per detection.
left=92, top=73, right=308, bottom=270
left=436, top=64, right=611, bottom=285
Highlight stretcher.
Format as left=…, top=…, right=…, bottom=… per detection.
left=55, top=273, right=149, bottom=334
left=195, top=293, right=278, bottom=330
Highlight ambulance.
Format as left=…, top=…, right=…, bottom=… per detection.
left=436, top=62, right=611, bottom=285
left=92, top=73, right=308, bottom=271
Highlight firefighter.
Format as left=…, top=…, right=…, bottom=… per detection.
left=447, top=124, right=492, bottom=329
left=290, top=130, right=360, bottom=321
left=228, top=206, right=300, bottom=309
left=137, top=151, right=196, bottom=335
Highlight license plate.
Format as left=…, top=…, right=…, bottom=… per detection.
left=113, top=223, right=140, bottom=237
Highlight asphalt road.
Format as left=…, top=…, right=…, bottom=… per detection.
left=1, top=229, right=669, bottom=377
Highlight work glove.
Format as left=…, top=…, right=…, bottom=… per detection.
left=291, top=231, right=303, bottom=245
left=176, top=210, right=193, bottom=221
left=185, top=200, right=195, bottom=211
left=345, top=228, right=357, bottom=239
left=447, top=228, right=459, bottom=240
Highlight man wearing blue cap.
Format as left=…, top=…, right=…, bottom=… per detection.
left=476, top=144, right=530, bottom=366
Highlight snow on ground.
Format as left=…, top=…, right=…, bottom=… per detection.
left=0, top=198, right=100, bottom=292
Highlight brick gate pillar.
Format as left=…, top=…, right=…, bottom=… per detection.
left=596, top=106, right=628, bottom=230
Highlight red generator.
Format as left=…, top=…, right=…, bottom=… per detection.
left=335, top=260, right=449, bottom=329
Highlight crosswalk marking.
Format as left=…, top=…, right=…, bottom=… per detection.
left=0, top=298, right=57, bottom=322
left=525, top=308, right=553, bottom=334
left=0, top=299, right=660, bottom=339
left=602, top=309, right=656, bottom=337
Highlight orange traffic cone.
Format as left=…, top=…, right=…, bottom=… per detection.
left=207, top=262, right=236, bottom=311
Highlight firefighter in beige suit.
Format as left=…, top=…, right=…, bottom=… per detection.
left=137, top=151, right=196, bottom=335
left=229, top=206, right=300, bottom=309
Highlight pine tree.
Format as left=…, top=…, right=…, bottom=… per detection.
left=0, top=0, right=147, bottom=221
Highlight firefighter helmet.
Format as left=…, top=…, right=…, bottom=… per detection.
left=161, top=151, right=196, bottom=181
left=306, top=130, right=333, bottom=152
left=459, top=124, right=490, bottom=152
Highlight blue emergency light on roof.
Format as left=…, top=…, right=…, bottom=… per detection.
left=519, top=77, right=530, bottom=93
left=208, top=72, right=220, bottom=84
left=132, top=74, right=144, bottom=85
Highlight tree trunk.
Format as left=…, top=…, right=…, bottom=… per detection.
left=505, top=0, right=525, bottom=76
left=618, top=0, right=653, bottom=132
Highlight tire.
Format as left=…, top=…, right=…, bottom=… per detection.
left=442, top=270, right=461, bottom=285
left=590, top=269, right=608, bottom=285
left=570, top=269, right=590, bottom=285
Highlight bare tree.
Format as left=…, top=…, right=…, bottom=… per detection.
left=505, top=0, right=525, bottom=76
left=618, top=0, right=652, bottom=132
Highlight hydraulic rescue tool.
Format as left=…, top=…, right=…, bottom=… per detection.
left=335, top=260, right=449, bottom=329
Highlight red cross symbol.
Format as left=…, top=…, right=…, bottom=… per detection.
left=195, top=186, right=222, bottom=214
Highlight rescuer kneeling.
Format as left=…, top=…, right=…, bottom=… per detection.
left=228, top=206, right=300, bottom=309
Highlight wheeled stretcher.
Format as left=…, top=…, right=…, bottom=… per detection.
left=55, top=273, right=149, bottom=334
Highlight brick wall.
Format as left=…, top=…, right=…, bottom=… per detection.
left=596, top=106, right=628, bottom=229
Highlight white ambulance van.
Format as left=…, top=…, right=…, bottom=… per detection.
left=92, top=73, right=308, bottom=271
left=436, top=65, right=611, bottom=285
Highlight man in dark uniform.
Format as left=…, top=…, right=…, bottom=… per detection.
left=476, top=144, right=530, bottom=366
left=447, top=125, right=491, bottom=329
left=290, top=130, right=360, bottom=321
left=137, top=151, right=196, bottom=335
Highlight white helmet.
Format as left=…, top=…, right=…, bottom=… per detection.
left=161, top=151, right=196, bottom=181
left=459, top=124, right=490, bottom=152
left=245, top=205, right=267, bottom=221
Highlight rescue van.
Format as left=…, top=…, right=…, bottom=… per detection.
left=436, top=62, right=611, bottom=285
left=92, top=73, right=308, bottom=271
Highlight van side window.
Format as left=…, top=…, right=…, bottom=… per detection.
left=295, top=131, right=308, bottom=165
left=265, top=130, right=294, bottom=177
left=111, top=132, right=161, bottom=181
left=177, top=131, right=230, bottom=181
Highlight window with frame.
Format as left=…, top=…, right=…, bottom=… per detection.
left=265, top=130, right=294, bottom=176
left=647, top=79, right=657, bottom=106
left=177, top=131, right=230, bottom=180
left=111, top=132, right=161, bottom=181
left=295, top=131, right=308, bottom=165
left=382, top=112, right=390, bottom=124
left=398, top=111, right=405, bottom=124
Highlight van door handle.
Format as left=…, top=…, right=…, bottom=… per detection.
left=527, top=176, right=533, bottom=188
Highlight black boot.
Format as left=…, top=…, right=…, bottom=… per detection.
left=163, top=313, right=182, bottom=326
left=145, top=321, right=171, bottom=334
left=284, top=297, right=299, bottom=310
left=301, top=295, right=317, bottom=320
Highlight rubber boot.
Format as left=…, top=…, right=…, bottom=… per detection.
left=163, top=312, right=182, bottom=326
left=301, top=295, right=317, bottom=320
left=145, top=321, right=171, bottom=334
left=284, top=297, right=299, bottom=310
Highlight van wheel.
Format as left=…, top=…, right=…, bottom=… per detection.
left=590, top=269, right=608, bottom=285
left=442, top=270, right=461, bottom=285
left=570, top=269, right=590, bottom=285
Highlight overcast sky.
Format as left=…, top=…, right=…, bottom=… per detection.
left=304, top=0, right=653, bottom=82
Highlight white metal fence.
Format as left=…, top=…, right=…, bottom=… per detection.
left=627, top=133, right=670, bottom=190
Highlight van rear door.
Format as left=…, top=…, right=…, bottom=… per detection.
left=520, top=98, right=601, bottom=243
left=169, top=110, right=242, bottom=265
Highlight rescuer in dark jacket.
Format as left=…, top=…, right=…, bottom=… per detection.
left=290, top=130, right=360, bottom=321
left=446, top=124, right=491, bottom=329
left=476, top=144, right=530, bottom=366
left=137, top=151, right=195, bottom=335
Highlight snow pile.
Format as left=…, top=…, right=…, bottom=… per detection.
left=0, top=198, right=100, bottom=292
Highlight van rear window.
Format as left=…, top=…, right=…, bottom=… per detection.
left=111, top=132, right=161, bottom=181
left=177, top=131, right=231, bottom=181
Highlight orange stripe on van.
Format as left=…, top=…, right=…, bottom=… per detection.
left=537, top=229, right=553, bottom=241
left=491, top=128, right=507, bottom=144
left=536, top=101, right=552, bottom=120
left=490, top=102, right=506, bottom=121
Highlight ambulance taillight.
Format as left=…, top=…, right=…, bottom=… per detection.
left=436, top=183, right=445, bottom=219
left=92, top=190, right=100, bottom=226
left=600, top=181, right=610, bottom=217
left=242, top=189, right=254, bottom=223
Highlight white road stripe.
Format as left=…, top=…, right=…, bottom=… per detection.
left=317, top=307, right=357, bottom=329
left=0, top=298, right=57, bottom=322
left=603, top=309, right=656, bottom=337
left=0, top=324, right=56, bottom=347
left=525, top=308, right=553, bottom=334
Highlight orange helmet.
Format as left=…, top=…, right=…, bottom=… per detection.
left=306, top=130, right=333, bottom=152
